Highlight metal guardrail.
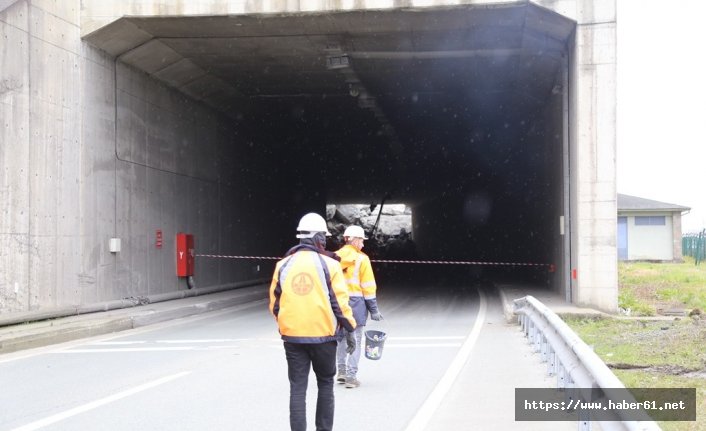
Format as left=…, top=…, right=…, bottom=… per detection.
left=513, top=296, right=662, bottom=431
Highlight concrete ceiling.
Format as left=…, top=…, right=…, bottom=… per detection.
left=84, top=3, right=575, bottom=205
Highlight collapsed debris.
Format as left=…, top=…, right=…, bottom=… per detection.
left=326, top=204, right=417, bottom=259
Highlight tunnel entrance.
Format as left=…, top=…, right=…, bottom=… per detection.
left=84, top=3, right=575, bottom=295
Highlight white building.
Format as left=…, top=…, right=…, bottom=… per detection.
left=617, top=194, right=690, bottom=262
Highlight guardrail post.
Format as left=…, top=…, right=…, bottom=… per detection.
left=534, top=329, right=542, bottom=353
left=547, top=346, right=556, bottom=376
left=519, top=314, right=526, bottom=333
left=578, top=409, right=591, bottom=431
left=557, top=361, right=567, bottom=389
left=563, top=377, right=573, bottom=399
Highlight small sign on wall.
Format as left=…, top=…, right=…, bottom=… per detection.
left=156, top=229, right=163, bottom=248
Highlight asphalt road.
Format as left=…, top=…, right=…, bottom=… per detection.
left=0, top=282, right=487, bottom=431
left=0, top=280, right=581, bottom=431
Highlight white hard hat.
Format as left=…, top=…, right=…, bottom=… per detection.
left=343, top=225, right=367, bottom=239
left=296, top=213, right=331, bottom=238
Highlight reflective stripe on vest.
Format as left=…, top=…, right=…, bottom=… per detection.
left=344, top=255, right=365, bottom=287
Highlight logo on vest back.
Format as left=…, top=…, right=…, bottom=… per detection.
left=291, top=272, right=314, bottom=295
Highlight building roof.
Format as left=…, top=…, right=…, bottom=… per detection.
left=617, top=194, right=690, bottom=212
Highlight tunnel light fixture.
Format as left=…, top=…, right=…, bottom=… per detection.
left=326, top=54, right=350, bottom=70
left=348, top=83, right=360, bottom=97
left=325, top=44, right=403, bottom=160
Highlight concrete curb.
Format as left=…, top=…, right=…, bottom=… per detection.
left=496, top=286, right=608, bottom=323
left=0, top=278, right=269, bottom=327
left=0, top=317, right=136, bottom=355
left=131, top=289, right=267, bottom=327
left=0, top=287, right=268, bottom=355
left=497, top=287, right=517, bottom=324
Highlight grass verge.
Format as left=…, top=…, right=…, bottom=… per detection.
left=566, top=317, right=706, bottom=430
left=619, top=257, right=706, bottom=316
left=563, top=258, right=706, bottom=430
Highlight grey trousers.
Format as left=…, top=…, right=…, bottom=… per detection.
left=336, top=325, right=364, bottom=377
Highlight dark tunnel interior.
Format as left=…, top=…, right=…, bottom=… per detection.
left=88, top=3, right=576, bottom=290
left=224, top=5, right=573, bottom=286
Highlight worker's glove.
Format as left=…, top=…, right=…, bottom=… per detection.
left=370, top=311, right=384, bottom=321
left=345, top=331, right=356, bottom=355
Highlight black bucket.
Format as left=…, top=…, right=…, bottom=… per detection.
left=364, top=330, right=387, bottom=360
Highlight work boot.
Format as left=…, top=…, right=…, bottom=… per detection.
left=345, top=376, right=360, bottom=388
left=336, top=368, right=346, bottom=383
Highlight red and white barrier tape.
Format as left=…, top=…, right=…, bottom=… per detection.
left=195, top=254, right=549, bottom=267
left=196, top=254, right=280, bottom=260
left=370, top=259, right=547, bottom=267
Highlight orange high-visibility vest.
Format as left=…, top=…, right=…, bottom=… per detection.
left=270, top=248, right=356, bottom=342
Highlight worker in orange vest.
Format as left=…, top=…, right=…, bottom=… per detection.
left=335, top=225, right=383, bottom=388
left=270, top=213, right=356, bottom=431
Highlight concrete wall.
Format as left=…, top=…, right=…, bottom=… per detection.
left=566, top=0, right=617, bottom=311
left=0, top=0, right=291, bottom=315
left=80, top=0, right=524, bottom=37
left=79, top=2, right=619, bottom=313
left=1, top=1, right=31, bottom=313
left=530, top=85, right=565, bottom=294
left=1, top=0, right=619, bottom=313
left=672, top=213, right=684, bottom=261
left=1, top=1, right=82, bottom=313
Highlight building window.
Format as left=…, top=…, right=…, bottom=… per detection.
left=634, top=216, right=666, bottom=226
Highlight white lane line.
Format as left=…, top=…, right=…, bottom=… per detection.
left=388, top=336, right=466, bottom=340
left=404, top=289, right=488, bottom=431
left=54, top=347, right=196, bottom=353
left=62, top=344, right=459, bottom=353
left=0, top=301, right=266, bottom=364
left=384, top=343, right=462, bottom=348
left=8, top=371, right=191, bottom=431
left=88, top=341, right=147, bottom=346
left=154, top=337, right=279, bottom=344
left=66, top=339, right=464, bottom=353
left=155, top=338, right=248, bottom=343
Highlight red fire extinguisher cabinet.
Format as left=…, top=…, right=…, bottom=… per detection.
left=176, top=233, right=194, bottom=276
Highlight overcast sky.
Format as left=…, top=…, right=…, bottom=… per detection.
left=617, top=0, right=706, bottom=233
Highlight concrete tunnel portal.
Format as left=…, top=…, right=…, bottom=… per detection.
left=84, top=3, right=576, bottom=296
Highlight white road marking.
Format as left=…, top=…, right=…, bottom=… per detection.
left=404, top=289, right=488, bottom=431
left=0, top=301, right=265, bottom=364
left=53, top=347, right=196, bottom=353
left=388, top=336, right=466, bottom=340
left=155, top=338, right=248, bottom=343
left=384, top=343, right=462, bottom=348
left=55, top=346, right=248, bottom=353
left=203, top=345, right=242, bottom=350
left=8, top=371, right=191, bottom=431
left=88, top=341, right=147, bottom=346
left=55, top=336, right=466, bottom=353
left=53, top=337, right=287, bottom=353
